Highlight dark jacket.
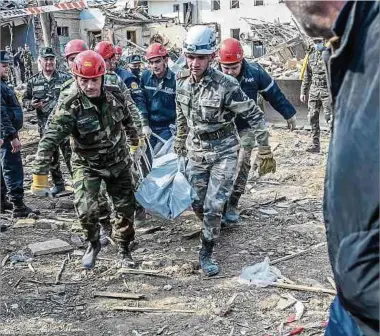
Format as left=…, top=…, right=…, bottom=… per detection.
left=1, top=79, right=23, bottom=139
left=324, top=1, right=379, bottom=335
left=139, top=68, right=176, bottom=128
left=231, top=59, right=296, bottom=131
left=115, top=67, right=144, bottom=115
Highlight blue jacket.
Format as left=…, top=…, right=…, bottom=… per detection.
left=324, top=2, right=379, bottom=335
left=115, top=66, right=144, bottom=113
left=229, top=59, right=296, bottom=131
left=1, top=79, right=23, bottom=140
left=138, top=68, right=176, bottom=128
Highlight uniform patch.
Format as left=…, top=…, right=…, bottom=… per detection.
left=130, top=82, right=139, bottom=90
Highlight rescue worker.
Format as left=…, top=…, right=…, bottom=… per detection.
left=94, top=41, right=143, bottom=123
left=23, top=43, right=34, bottom=81
left=285, top=1, right=379, bottom=335
left=0, top=50, right=39, bottom=217
left=65, top=39, right=88, bottom=69
left=139, top=43, right=176, bottom=162
left=23, top=47, right=72, bottom=196
left=127, top=54, right=143, bottom=81
left=5, top=46, right=16, bottom=87
left=31, top=50, right=140, bottom=269
left=300, top=38, right=332, bottom=153
left=174, top=26, right=275, bottom=276
left=218, top=38, right=297, bottom=223
left=94, top=41, right=143, bottom=243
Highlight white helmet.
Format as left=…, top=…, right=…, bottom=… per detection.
left=183, top=25, right=216, bottom=55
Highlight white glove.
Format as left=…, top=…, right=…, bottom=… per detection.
left=142, top=126, right=152, bottom=138
left=287, top=115, right=297, bottom=131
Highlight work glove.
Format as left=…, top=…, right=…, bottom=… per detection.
left=254, top=146, right=276, bottom=176
left=129, top=142, right=142, bottom=162
left=142, top=126, right=152, bottom=138
left=287, top=115, right=297, bottom=131
left=31, top=174, right=52, bottom=197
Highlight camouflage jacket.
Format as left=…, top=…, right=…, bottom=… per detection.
left=22, top=50, right=33, bottom=67
left=33, top=81, right=139, bottom=174
left=175, top=67, right=267, bottom=156
left=301, top=49, right=329, bottom=95
left=23, top=70, right=72, bottom=118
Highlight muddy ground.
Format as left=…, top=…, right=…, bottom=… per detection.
left=0, top=119, right=334, bottom=336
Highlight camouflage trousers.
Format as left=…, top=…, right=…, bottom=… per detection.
left=229, top=128, right=256, bottom=207
left=187, top=151, right=237, bottom=242
left=308, top=85, right=332, bottom=144
left=25, top=65, right=33, bottom=82
left=98, top=181, right=112, bottom=228
left=72, top=161, right=136, bottom=243
left=8, top=66, right=17, bottom=87
left=38, top=116, right=72, bottom=185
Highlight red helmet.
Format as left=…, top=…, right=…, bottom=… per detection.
left=94, top=41, right=115, bottom=60
left=115, top=46, right=122, bottom=55
left=145, top=43, right=168, bottom=60
left=64, top=39, right=88, bottom=58
left=72, top=50, right=106, bottom=78
left=219, top=38, right=244, bottom=64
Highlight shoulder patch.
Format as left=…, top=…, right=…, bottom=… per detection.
left=130, top=82, right=139, bottom=90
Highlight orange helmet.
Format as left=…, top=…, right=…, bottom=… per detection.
left=145, top=43, right=168, bottom=60
left=115, top=46, right=122, bottom=55
left=72, top=50, right=106, bottom=78
left=94, top=41, right=115, bottom=60
left=64, top=39, right=88, bottom=58
left=219, top=38, right=244, bottom=64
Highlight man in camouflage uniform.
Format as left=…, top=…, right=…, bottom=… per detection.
left=175, top=26, right=275, bottom=277
left=5, top=46, right=16, bottom=87
left=23, top=47, right=72, bottom=196
left=32, top=50, right=140, bottom=269
left=95, top=41, right=144, bottom=240
left=300, top=38, right=332, bottom=153
left=23, top=44, right=34, bottom=81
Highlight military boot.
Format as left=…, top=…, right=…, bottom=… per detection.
left=82, top=240, right=101, bottom=270
left=222, top=193, right=241, bottom=226
left=117, top=242, right=135, bottom=268
left=99, top=224, right=112, bottom=247
left=51, top=184, right=65, bottom=197
left=1, top=198, right=13, bottom=213
left=306, top=138, right=320, bottom=153
left=12, top=200, right=40, bottom=218
left=199, top=238, right=219, bottom=277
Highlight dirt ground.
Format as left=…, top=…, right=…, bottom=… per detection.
left=0, top=119, right=334, bottom=336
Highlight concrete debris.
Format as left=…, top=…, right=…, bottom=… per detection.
left=28, top=239, right=73, bottom=256
left=239, top=18, right=309, bottom=79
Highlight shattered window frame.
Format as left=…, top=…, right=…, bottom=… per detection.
left=57, top=26, right=69, bottom=37
left=173, top=4, right=180, bottom=12
left=211, top=0, right=221, bottom=11
left=231, top=28, right=240, bottom=40
left=230, top=0, right=239, bottom=9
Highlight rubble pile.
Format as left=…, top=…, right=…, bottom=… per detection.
left=258, top=56, right=303, bottom=80
left=241, top=18, right=308, bottom=79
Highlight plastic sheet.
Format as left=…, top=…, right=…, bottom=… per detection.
left=135, top=155, right=197, bottom=220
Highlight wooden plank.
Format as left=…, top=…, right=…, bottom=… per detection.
left=94, top=291, right=146, bottom=300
